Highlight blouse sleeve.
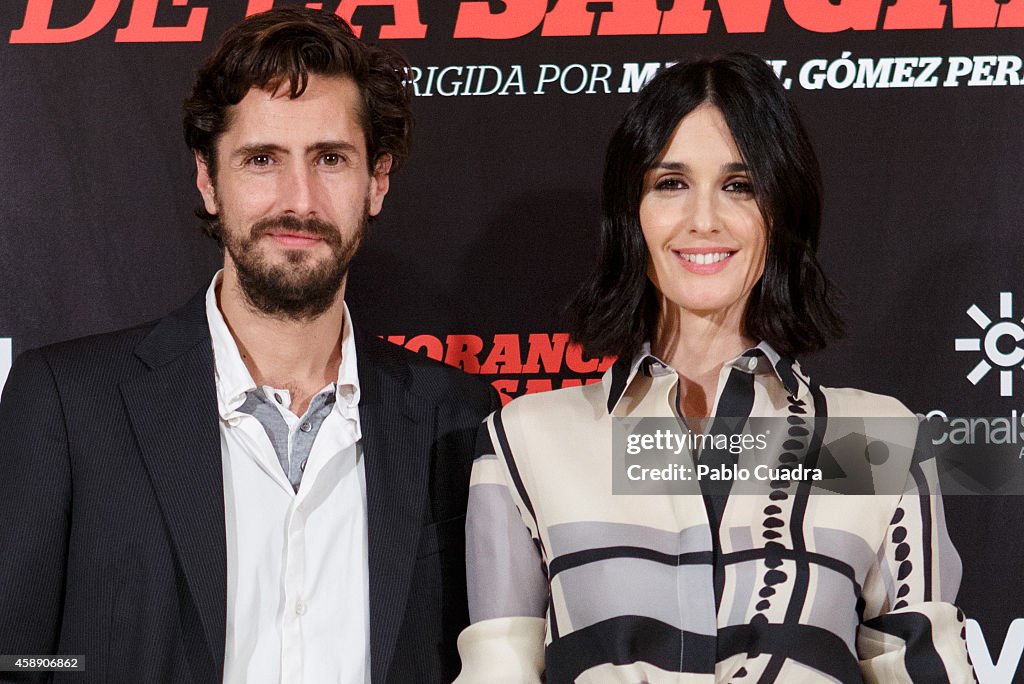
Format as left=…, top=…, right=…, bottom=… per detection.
left=455, top=413, right=548, bottom=684
left=856, top=424, right=975, bottom=683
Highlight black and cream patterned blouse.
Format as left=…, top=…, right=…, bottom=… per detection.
left=455, top=343, right=974, bottom=683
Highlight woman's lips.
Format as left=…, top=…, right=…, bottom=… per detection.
left=674, top=249, right=736, bottom=275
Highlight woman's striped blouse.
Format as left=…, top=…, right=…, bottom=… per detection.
left=455, top=342, right=974, bottom=683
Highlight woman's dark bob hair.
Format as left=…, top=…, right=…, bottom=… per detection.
left=567, top=53, right=843, bottom=361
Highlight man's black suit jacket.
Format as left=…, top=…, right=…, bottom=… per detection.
left=0, top=293, right=498, bottom=683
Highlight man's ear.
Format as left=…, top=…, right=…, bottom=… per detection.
left=195, top=153, right=218, bottom=216
left=368, top=154, right=392, bottom=217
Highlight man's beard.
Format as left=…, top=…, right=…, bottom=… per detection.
left=222, top=210, right=365, bottom=322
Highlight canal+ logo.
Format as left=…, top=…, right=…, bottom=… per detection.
left=956, top=292, right=1024, bottom=397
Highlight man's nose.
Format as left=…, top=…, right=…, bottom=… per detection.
left=281, top=164, right=320, bottom=215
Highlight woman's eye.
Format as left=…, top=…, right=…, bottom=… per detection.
left=655, top=177, right=686, bottom=191
left=725, top=179, right=754, bottom=194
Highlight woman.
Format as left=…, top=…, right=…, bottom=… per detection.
left=455, top=54, right=973, bottom=683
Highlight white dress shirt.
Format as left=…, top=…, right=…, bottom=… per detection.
left=206, top=273, right=370, bottom=684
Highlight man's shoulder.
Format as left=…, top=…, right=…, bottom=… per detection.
left=0, top=320, right=170, bottom=418
left=22, top=320, right=159, bottom=380
left=356, top=333, right=497, bottom=413
left=12, top=292, right=210, bottom=389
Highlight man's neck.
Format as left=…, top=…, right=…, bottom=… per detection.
left=217, top=272, right=346, bottom=416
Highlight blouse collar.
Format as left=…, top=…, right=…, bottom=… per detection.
left=604, top=341, right=808, bottom=415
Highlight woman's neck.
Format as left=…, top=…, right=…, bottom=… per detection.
left=653, top=303, right=755, bottom=419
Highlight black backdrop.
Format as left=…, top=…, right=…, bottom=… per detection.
left=2, top=1, right=1023, bottom=680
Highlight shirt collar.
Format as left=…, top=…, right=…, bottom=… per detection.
left=335, top=303, right=360, bottom=410
left=205, top=270, right=361, bottom=418
left=604, top=340, right=807, bottom=415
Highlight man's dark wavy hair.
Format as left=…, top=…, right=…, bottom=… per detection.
left=182, top=7, right=412, bottom=244
left=566, top=53, right=843, bottom=361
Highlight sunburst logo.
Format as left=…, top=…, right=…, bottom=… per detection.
left=955, top=293, right=1024, bottom=397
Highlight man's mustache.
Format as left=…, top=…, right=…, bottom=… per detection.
left=248, top=214, right=342, bottom=246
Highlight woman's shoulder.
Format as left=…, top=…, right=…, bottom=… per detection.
left=816, top=384, right=916, bottom=419
left=496, top=381, right=609, bottom=426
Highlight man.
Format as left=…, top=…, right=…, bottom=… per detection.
left=0, top=8, right=495, bottom=684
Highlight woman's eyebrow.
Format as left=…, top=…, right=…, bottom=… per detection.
left=651, top=161, right=749, bottom=172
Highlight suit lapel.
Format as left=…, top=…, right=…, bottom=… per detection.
left=358, top=336, right=435, bottom=684
left=115, top=299, right=436, bottom=682
left=120, top=294, right=226, bottom=680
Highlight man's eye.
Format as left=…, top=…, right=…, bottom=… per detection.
left=320, top=153, right=343, bottom=166
left=247, top=154, right=272, bottom=167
